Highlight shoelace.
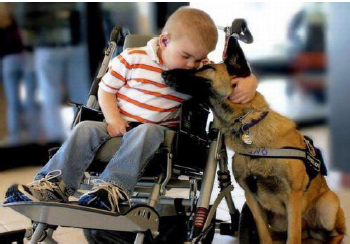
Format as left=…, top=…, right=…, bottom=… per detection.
left=91, top=179, right=131, bottom=213
left=28, top=170, right=62, bottom=192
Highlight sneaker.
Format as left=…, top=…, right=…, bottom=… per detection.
left=4, top=170, right=68, bottom=204
left=78, top=180, right=130, bottom=212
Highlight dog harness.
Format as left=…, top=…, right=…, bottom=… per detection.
left=239, top=136, right=327, bottom=190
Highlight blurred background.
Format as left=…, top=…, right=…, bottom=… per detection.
left=0, top=2, right=349, bottom=186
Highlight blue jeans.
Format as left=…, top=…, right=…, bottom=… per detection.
left=35, top=121, right=169, bottom=197
left=35, top=45, right=90, bottom=142
left=2, top=52, right=39, bottom=144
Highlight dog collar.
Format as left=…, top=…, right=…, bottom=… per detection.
left=240, top=111, right=269, bottom=134
left=233, top=109, right=254, bottom=124
left=230, top=110, right=268, bottom=144
left=231, top=110, right=269, bottom=134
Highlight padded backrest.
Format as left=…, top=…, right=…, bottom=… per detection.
left=123, top=34, right=154, bottom=50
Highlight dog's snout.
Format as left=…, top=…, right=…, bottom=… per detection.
left=161, top=71, right=169, bottom=80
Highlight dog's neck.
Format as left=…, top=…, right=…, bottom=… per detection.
left=211, top=92, right=269, bottom=127
left=211, top=92, right=298, bottom=150
left=210, top=92, right=273, bottom=149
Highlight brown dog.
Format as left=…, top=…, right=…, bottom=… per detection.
left=162, top=37, right=346, bottom=243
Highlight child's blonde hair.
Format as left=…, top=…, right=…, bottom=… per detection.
left=163, top=7, right=218, bottom=52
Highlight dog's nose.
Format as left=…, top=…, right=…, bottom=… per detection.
left=161, top=71, right=169, bottom=80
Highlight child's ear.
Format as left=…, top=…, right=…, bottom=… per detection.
left=159, top=33, right=170, bottom=50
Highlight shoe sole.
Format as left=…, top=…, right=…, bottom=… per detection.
left=4, top=184, right=38, bottom=203
left=78, top=194, right=112, bottom=211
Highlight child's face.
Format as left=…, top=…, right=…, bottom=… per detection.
left=160, top=36, right=209, bottom=70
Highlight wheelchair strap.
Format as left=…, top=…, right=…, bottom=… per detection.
left=238, top=136, right=327, bottom=190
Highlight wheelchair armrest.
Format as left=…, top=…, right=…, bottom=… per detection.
left=162, top=130, right=177, bottom=151
left=80, top=105, right=105, bottom=122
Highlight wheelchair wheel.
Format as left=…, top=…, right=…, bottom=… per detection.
left=239, top=203, right=259, bottom=244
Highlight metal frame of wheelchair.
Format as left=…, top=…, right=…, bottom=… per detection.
left=4, top=27, right=244, bottom=244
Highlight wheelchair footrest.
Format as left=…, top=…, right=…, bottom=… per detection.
left=3, top=202, right=159, bottom=238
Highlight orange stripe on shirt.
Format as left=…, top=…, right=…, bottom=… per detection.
left=102, top=79, right=119, bottom=91
left=117, top=55, right=133, bottom=69
left=119, top=109, right=157, bottom=124
left=118, top=55, right=163, bottom=73
left=133, top=78, right=167, bottom=88
left=117, top=93, right=178, bottom=112
left=127, top=48, right=161, bottom=65
left=128, top=50, right=147, bottom=55
left=110, top=69, right=127, bottom=84
left=124, top=85, right=184, bottom=103
left=133, top=64, right=163, bottom=73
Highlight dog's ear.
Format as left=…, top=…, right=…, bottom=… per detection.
left=224, top=36, right=251, bottom=77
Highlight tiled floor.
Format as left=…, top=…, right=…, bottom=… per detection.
left=0, top=126, right=349, bottom=243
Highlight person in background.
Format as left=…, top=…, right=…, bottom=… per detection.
left=14, top=2, right=91, bottom=143
left=0, top=3, right=39, bottom=145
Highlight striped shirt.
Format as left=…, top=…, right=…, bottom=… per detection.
left=99, top=37, right=209, bottom=127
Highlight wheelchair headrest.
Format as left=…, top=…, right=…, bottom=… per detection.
left=123, top=34, right=154, bottom=50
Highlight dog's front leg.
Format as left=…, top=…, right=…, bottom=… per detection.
left=244, top=191, right=272, bottom=244
left=286, top=190, right=303, bottom=244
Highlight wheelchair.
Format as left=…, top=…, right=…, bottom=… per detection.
left=4, top=20, right=257, bottom=244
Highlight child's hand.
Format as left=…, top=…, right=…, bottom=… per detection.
left=107, top=118, right=130, bottom=137
left=229, top=74, right=258, bottom=103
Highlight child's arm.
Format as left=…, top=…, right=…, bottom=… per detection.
left=98, top=88, right=129, bottom=137
left=98, top=50, right=134, bottom=137
left=229, top=74, right=258, bottom=103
